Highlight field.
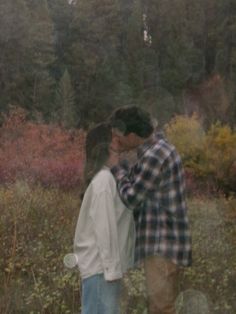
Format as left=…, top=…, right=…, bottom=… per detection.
left=0, top=184, right=235, bottom=314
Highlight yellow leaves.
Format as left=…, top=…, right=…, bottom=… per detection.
left=165, top=113, right=205, bottom=161
left=204, top=123, right=236, bottom=175
left=165, top=115, right=236, bottom=192
left=208, top=125, right=236, bottom=149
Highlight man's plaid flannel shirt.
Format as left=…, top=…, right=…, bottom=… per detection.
left=111, top=132, right=192, bottom=267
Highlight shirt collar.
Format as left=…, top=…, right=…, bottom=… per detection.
left=137, top=131, right=165, bottom=158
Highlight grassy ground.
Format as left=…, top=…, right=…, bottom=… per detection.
left=123, top=197, right=236, bottom=314
left=0, top=184, right=235, bottom=313
left=180, top=197, right=236, bottom=314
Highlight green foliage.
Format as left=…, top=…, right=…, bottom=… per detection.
left=67, top=0, right=130, bottom=126
left=0, top=0, right=56, bottom=118
left=26, top=0, right=56, bottom=117
left=55, top=69, right=77, bottom=128
left=0, top=0, right=31, bottom=108
left=1, top=0, right=236, bottom=126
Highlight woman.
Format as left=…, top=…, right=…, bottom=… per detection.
left=73, top=123, right=135, bottom=314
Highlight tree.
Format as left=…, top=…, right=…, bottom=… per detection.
left=0, top=0, right=31, bottom=110
left=68, top=0, right=127, bottom=126
left=47, top=0, right=75, bottom=79
left=215, top=0, right=236, bottom=125
left=1, top=0, right=236, bottom=127
left=25, top=0, right=56, bottom=119
left=55, top=69, right=77, bottom=128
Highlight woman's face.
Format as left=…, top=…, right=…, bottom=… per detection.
left=111, top=131, right=145, bottom=152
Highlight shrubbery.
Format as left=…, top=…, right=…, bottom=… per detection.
left=1, top=108, right=235, bottom=194
left=0, top=107, right=85, bottom=189
left=199, top=124, right=236, bottom=192
left=165, top=115, right=236, bottom=194
left=165, top=114, right=205, bottom=165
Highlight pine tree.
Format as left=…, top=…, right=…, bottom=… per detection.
left=47, top=0, right=74, bottom=79
left=26, top=0, right=56, bottom=119
left=0, top=0, right=31, bottom=110
left=55, top=69, right=77, bottom=128
left=215, top=0, right=236, bottom=125
left=68, top=0, right=125, bottom=126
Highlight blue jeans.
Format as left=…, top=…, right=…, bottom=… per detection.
left=81, top=274, right=122, bottom=314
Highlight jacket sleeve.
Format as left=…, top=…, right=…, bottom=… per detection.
left=90, top=190, right=122, bottom=281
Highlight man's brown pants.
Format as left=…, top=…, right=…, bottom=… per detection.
left=144, top=256, right=180, bottom=314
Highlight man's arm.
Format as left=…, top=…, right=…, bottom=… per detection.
left=111, top=155, right=162, bottom=210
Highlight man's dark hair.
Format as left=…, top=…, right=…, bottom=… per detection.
left=109, top=105, right=154, bottom=138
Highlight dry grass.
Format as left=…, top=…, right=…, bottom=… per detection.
left=0, top=185, right=235, bottom=313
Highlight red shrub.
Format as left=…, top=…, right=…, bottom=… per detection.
left=0, top=107, right=86, bottom=189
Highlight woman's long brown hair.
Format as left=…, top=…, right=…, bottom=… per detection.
left=81, top=123, right=112, bottom=199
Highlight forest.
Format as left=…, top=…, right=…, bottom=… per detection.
left=1, top=0, right=236, bottom=128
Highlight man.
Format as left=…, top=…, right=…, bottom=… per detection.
left=109, top=105, right=192, bottom=314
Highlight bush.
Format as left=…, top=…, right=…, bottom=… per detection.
left=165, top=114, right=206, bottom=195
left=198, top=123, right=236, bottom=193
left=164, top=114, right=205, bottom=166
left=0, top=107, right=85, bottom=189
left=165, top=115, right=236, bottom=194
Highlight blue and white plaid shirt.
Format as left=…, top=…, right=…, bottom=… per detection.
left=111, top=132, right=192, bottom=267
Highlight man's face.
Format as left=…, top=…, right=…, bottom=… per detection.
left=111, top=130, right=145, bottom=153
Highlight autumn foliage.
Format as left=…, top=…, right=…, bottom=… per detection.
left=0, top=108, right=236, bottom=194
left=0, top=107, right=85, bottom=189
left=165, top=114, right=236, bottom=194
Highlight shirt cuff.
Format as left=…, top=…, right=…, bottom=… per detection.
left=103, top=261, right=123, bottom=281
